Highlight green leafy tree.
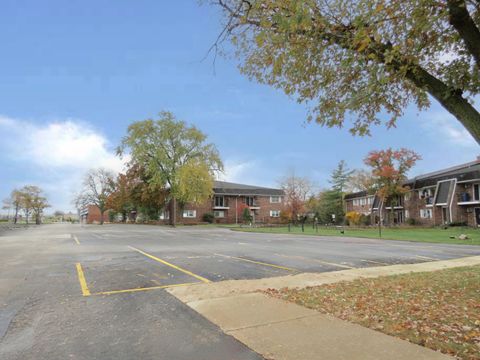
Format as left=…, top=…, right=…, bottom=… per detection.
left=330, top=160, right=353, bottom=194
left=242, top=207, right=253, bottom=224
left=311, top=189, right=345, bottom=224
left=117, top=111, right=223, bottom=226
left=212, top=0, right=480, bottom=143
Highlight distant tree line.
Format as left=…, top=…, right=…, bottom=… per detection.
left=2, top=186, right=50, bottom=224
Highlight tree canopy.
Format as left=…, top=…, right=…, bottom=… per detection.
left=117, top=111, right=223, bottom=225
left=212, top=0, right=480, bottom=143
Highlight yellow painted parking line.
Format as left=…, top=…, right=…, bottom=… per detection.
left=75, top=263, right=91, bottom=296
left=361, top=259, right=389, bottom=266
left=415, top=255, right=439, bottom=261
left=215, top=253, right=297, bottom=272
left=73, top=235, right=80, bottom=245
left=94, top=282, right=199, bottom=296
left=129, top=246, right=211, bottom=283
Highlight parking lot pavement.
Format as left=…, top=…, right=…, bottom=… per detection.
left=1, top=223, right=480, bottom=359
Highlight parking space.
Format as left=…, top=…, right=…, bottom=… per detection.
left=70, top=225, right=480, bottom=299
left=2, top=223, right=480, bottom=360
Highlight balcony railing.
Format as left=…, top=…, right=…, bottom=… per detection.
left=425, top=197, right=434, bottom=205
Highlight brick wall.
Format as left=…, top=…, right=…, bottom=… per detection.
left=85, top=205, right=111, bottom=224
left=157, top=195, right=285, bottom=225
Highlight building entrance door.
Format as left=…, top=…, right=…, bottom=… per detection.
left=442, top=207, right=448, bottom=224
left=475, top=208, right=480, bottom=227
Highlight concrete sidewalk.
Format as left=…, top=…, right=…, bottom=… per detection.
left=167, top=256, right=480, bottom=360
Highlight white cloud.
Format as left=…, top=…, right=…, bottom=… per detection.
left=217, top=159, right=260, bottom=185
left=422, top=112, right=477, bottom=148
left=0, top=115, right=128, bottom=211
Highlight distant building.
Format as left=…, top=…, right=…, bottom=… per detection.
left=345, top=159, right=480, bottom=227
left=80, top=205, right=111, bottom=224
left=81, top=181, right=285, bottom=225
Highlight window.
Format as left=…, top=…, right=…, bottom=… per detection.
left=245, top=196, right=255, bottom=206
left=474, top=184, right=480, bottom=201
left=360, top=198, right=367, bottom=206
left=159, top=211, right=170, bottom=220
left=367, top=196, right=374, bottom=205
left=270, top=196, right=281, bottom=203
left=270, top=210, right=280, bottom=217
left=214, top=196, right=225, bottom=207
left=405, top=210, right=410, bottom=219
left=404, top=192, right=411, bottom=201
left=182, top=210, right=196, bottom=218
left=353, top=199, right=359, bottom=206
left=420, top=209, right=432, bottom=219
left=214, top=210, right=225, bottom=218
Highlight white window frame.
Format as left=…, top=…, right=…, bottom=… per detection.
left=474, top=184, right=480, bottom=201
left=420, top=209, right=432, bottom=219
left=214, top=196, right=225, bottom=207
left=213, top=210, right=225, bottom=218
left=270, top=196, right=281, bottom=203
left=270, top=210, right=280, bottom=218
left=159, top=211, right=170, bottom=220
left=405, top=210, right=410, bottom=218
left=245, top=196, right=255, bottom=206
left=182, top=210, right=196, bottom=218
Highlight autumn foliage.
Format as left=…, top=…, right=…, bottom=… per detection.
left=364, top=148, right=420, bottom=223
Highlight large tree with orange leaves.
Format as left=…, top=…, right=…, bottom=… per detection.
left=364, top=148, right=421, bottom=225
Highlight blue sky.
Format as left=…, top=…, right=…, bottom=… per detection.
left=0, top=0, right=478, bottom=212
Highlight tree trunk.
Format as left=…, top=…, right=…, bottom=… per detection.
left=447, top=0, right=480, bottom=70
left=14, top=205, right=18, bottom=224
left=35, top=213, right=41, bottom=225
left=100, top=208, right=104, bottom=225
left=405, top=66, right=480, bottom=144
left=171, top=198, right=177, bottom=227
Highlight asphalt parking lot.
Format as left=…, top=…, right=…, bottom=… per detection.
left=1, top=223, right=480, bottom=360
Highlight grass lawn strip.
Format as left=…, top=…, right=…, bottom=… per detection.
left=265, top=266, right=480, bottom=360
left=230, top=226, right=480, bottom=245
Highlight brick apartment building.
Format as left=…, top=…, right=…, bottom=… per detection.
left=82, top=181, right=285, bottom=225
left=345, top=159, right=480, bottom=227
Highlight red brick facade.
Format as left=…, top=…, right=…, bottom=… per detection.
left=344, top=160, right=480, bottom=227
left=160, top=194, right=285, bottom=225
left=82, top=181, right=285, bottom=225
left=82, top=205, right=111, bottom=224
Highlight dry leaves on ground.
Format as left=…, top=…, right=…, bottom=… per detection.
left=265, top=265, right=480, bottom=360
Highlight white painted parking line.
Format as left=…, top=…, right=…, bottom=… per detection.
left=275, top=253, right=355, bottom=269
left=361, top=259, right=389, bottom=266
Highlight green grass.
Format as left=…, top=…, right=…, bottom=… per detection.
left=266, top=266, right=480, bottom=360
left=228, top=225, right=480, bottom=245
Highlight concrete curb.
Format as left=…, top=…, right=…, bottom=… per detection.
left=166, top=256, right=480, bottom=360
left=167, top=255, right=480, bottom=303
